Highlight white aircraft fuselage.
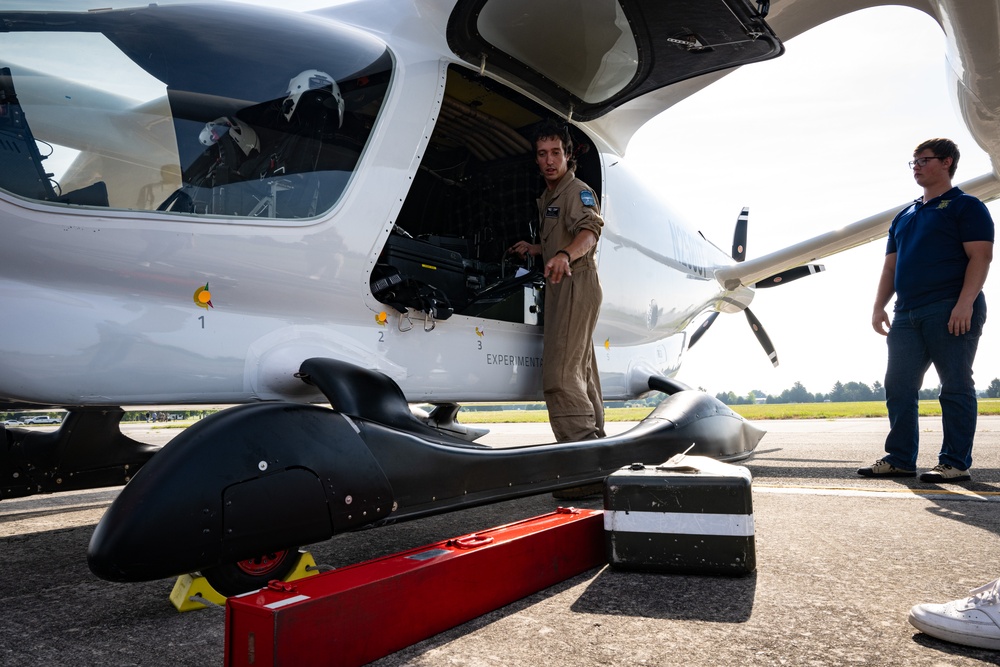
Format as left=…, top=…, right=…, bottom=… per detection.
left=0, top=1, right=743, bottom=409
left=3, top=0, right=1000, bottom=591
left=2, top=0, right=999, bottom=412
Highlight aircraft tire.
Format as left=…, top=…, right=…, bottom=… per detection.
left=201, top=548, right=299, bottom=597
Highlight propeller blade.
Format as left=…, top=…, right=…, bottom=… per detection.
left=744, top=307, right=778, bottom=367
left=754, top=263, right=825, bottom=289
left=688, top=311, right=720, bottom=348
left=732, top=206, right=749, bottom=261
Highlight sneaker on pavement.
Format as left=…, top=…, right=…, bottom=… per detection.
left=909, top=578, right=1000, bottom=650
left=919, top=464, right=972, bottom=483
left=857, top=458, right=916, bottom=478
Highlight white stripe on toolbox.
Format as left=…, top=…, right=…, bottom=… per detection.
left=265, top=595, right=311, bottom=609
left=604, top=510, right=755, bottom=537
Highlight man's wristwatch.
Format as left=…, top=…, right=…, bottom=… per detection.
left=556, top=249, right=571, bottom=262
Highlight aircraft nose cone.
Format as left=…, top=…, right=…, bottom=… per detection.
left=87, top=480, right=222, bottom=582
left=87, top=514, right=126, bottom=581
left=87, top=517, right=161, bottom=581
left=85, top=401, right=370, bottom=583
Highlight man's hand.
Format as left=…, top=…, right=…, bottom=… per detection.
left=948, top=302, right=974, bottom=336
left=507, top=241, right=540, bottom=258
left=544, top=253, right=571, bottom=284
left=872, top=309, right=891, bottom=336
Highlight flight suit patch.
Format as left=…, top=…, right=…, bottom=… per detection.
left=579, top=190, right=596, bottom=207
left=545, top=206, right=559, bottom=218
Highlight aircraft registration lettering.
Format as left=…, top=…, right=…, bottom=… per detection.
left=666, top=219, right=711, bottom=279
left=486, top=354, right=543, bottom=367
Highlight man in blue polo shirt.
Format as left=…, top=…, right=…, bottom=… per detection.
left=859, top=138, right=994, bottom=482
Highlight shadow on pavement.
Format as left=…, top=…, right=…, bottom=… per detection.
left=573, top=569, right=756, bottom=622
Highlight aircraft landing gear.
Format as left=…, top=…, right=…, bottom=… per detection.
left=418, top=402, right=490, bottom=442
left=202, top=548, right=300, bottom=597
left=170, top=550, right=321, bottom=609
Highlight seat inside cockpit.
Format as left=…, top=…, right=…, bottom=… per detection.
left=0, top=66, right=110, bottom=208
left=161, top=70, right=364, bottom=219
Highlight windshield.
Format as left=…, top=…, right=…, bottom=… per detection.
left=0, top=4, right=392, bottom=221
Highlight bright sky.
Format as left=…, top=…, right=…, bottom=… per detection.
left=629, top=6, right=1000, bottom=398
left=236, top=1, right=1000, bottom=398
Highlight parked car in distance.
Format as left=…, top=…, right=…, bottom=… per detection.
left=23, top=415, right=62, bottom=424
left=3, top=419, right=24, bottom=426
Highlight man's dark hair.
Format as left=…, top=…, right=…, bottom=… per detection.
left=533, top=120, right=575, bottom=170
left=915, top=138, right=960, bottom=178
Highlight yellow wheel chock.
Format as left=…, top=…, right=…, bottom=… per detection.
left=169, top=550, right=320, bottom=612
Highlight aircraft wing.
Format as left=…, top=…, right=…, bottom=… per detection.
left=713, top=172, right=1000, bottom=290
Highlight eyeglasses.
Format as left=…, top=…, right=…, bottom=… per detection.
left=908, top=156, right=943, bottom=169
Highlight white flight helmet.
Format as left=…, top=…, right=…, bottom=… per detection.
left=198, top=116, right=259, bottom=156
left=282, top=69, right=345, bottom=127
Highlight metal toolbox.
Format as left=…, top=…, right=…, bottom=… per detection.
left=604, top=455, right=755, bottom=576
left=225, top=507, right=605, bottom=667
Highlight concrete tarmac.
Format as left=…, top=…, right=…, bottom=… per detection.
left=3, top=418, right=1000, bottom=666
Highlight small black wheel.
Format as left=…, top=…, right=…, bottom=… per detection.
left=201, top=548, right=299, bottom=597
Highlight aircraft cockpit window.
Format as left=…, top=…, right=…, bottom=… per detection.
left=0, top=4, right=392, bottom=222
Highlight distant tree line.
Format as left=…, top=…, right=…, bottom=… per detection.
left=714, top=378, right=1000, bottom=405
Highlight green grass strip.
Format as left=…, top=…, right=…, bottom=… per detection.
left=453, top=399, right=1000, bottom=423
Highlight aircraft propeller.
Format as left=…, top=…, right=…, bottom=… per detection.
left=752, top=263, right=825, bottom=288
left=687, top=311, right=719, bottom=349
left=688, top=207, right=824, bottom=367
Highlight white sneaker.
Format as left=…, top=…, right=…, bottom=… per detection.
left=909, top=578, right=1000, bottom=650
left=856, top=457, right=915, bottom=478
left=919, top=464, right=972, bottom=483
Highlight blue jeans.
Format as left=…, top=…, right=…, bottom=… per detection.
left=883, top=294, right=986, bottom=470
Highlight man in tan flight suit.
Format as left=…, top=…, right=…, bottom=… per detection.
left=510, top=122, right=605, bottom=448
